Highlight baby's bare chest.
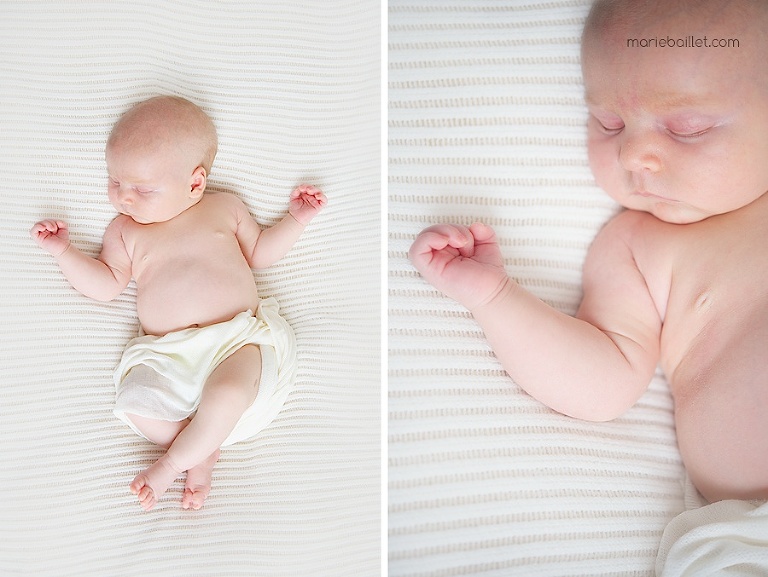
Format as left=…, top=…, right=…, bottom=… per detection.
left=122, top=198, right=246, bottom=280
left=648, top=214, right=768, bottom=387
left=131, top=223, right=243, bottom=281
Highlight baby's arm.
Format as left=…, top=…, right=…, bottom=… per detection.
left=410, top=218, right=661, bottom=421
left=30, top=217, right=132, bottom=301
left=235, top=185, right=327, bottom=269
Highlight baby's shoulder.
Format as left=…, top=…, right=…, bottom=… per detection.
left=600, top=208, right=659, bottom=238
left=591, top=209, right=679, bottom=285
left=205, top=191, right=244, bottom=206
left=204, top=191, right=249, bottom=214
left=593, top=209, right=673, bottom=254
left=203, top=192, right=256, bottom=226
left=105, top=213, right=136, bottom=237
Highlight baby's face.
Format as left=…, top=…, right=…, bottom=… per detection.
left=582, top=6, right=768, bottom=224
left=105, top=141, right=203, bottom=225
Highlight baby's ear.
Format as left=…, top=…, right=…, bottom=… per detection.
left=190, top=166, right=207, bottom=198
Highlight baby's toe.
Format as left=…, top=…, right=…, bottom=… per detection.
left=137, top=486, right=156, bottom=510
left=182, top=489, right=192, bottom=509
left=182, top=486, right=209, bottom=510
left=130, top=474, right=157, bottom=510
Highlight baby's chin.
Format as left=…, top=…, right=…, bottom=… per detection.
left=646, top=208, right=708, bottom=225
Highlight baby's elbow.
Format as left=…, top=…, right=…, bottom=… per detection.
left=562, top=403, right=625, bottom=423
left=577, top=404, right=629, bottom=423
left=574, top=381, right=647, bottom=422
left=248, top=255, right=275, bottom=270
left=83, top=279, right=126, bottom=302
left=248, top=250, right=281, bottom=270
left=87, top=288, right=121, bottom=302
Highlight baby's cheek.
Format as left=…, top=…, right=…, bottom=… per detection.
left=587, top=139, right=617, bottom=185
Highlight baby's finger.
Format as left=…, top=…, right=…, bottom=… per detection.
left=292, top=184, right=320, bottom=198
left=419, top=224, right=472, bottom=249
left=468, top=222, right=495, bottom=244
left=45, top=219, right=65, bottom=232
left=409, top=230, right=450, bottom=263
left=408, top=226, right=469, bottom=269
left=312, top=192, right=328, bottom=206
left=31, top=221, right=53, bottom=235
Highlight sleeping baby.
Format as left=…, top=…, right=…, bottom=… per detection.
left=31, top=95, right=327, bottom=510
left=410, top=0, right=768, bottom=503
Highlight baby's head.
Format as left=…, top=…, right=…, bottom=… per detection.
left=105, top=96, right=218, bottom=224
left=581, top=0, right=768, bottom=223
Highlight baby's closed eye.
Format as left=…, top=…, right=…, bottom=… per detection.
left=589, top=111, right=624, bottom=135
left=664, top=114, right=720, bottom=140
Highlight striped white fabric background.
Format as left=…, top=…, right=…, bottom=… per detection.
left=389, top=1, right=686, bottom=576
left=0, top=2, right=380, bottom=576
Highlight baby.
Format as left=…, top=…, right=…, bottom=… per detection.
left=31, top=96, right=327, bottom=510
left=410, top=0, right=768, bottom=503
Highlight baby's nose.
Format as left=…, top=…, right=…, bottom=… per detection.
left=117, top=187, right=135, bottom=205
left=619, top=132, right=663, bottom=173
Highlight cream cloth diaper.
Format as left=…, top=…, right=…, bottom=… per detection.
left=114, top=297, right=297, bottom=446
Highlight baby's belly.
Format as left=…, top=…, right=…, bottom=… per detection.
left=669, top=310, right=768, bottom=502
left=136, top=261, right=260, bottom=336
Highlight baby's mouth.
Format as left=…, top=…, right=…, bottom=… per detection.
left=635, top=190, right=678, bottom=203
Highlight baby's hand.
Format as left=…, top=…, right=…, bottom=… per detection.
left=289, top=184, right=327, bottom=225
left=30, top=219, right=71, bottom=257
left=409, top=222, right=509, bottom=311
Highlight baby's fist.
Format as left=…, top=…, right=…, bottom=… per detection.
left=409, top=222, right=508, bottom=310
left=289, top=184, right=327, bottom=225
left=31, top=219, right=71, bottom=257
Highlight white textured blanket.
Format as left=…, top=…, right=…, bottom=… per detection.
left=0, top=1, right=379, bottom=576
left=657, top=500, right=768, bottom=576
left=389, top=1, right=687, bottom=575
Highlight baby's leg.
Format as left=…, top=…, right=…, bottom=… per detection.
left=181, top=448, right=220, bottom=510
left=126, top=416, right=221, bottom=511
left=166, top=344, right=261, bottom=469
left=125, top=416, right=220, bottom=510
left=135, top=345, right=262, bottom=509
left=124, top=416, right=189, bottom=510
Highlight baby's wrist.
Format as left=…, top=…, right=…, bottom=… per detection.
left=287, top=212, right=309, bottom=227
left=468, top=276, right=517, bottom=314
left=53, top=241, right=73, bottom=259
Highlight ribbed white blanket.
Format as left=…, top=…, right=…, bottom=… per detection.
left=0, top=2, right=380, bottom=576
left=389, top=1, right=687, bottom=575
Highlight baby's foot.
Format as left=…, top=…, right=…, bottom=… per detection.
left=182, top=449, right=220, bottom=510
left=129, top=454, right=183, bottom=511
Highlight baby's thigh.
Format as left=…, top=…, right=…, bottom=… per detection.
left=203, top=344, right=263, bottom=407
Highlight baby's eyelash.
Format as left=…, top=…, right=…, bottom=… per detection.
left=668, top=127, right=710, bottom=139
left=591, top=115, right=624, bottom=134
left=600, top=123, right=624, bottom=134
